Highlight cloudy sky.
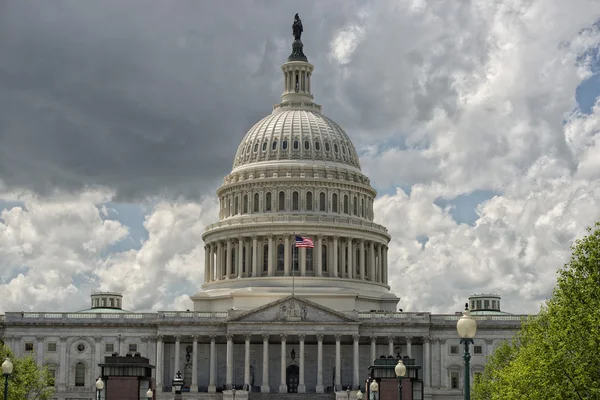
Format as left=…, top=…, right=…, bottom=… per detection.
left=1, top=0, right=599, bottom=314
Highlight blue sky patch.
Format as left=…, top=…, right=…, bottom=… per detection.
left=434, top=190, right=498, bottom=225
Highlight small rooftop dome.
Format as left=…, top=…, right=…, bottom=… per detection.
left=468, top=293, right=512, bottom=315
left=76, top=291, right=130, bottom=313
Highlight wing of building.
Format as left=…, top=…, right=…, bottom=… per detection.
left=0, top=15, right=528, bottom=400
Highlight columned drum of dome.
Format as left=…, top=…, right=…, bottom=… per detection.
left=195, top=18, right=398, bottom=313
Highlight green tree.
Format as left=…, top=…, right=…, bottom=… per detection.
left=473, top=222, right=600, bottom=399
left=0, top=343, right=54, bottom=400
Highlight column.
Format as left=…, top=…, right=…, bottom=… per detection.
left=36, top=336, right=44, bottom=367
left=261, top=334, right=270, bottom=393
left=174, top=335, right=181, bottom=376
left=360, top=239, right=365, bottom=280
left=209, top=244, right=215, bottom=281
left=94, top=336, right=102, bottom=378
left=252, top=236, right=258, bottom=277
left=204, top=245, right=210, bottom=283
left=486, top=338, right=494, bottom=357
left=238, top=237, right=244, bottom=278
left=335, top=335, right=341, bottom=391
left=340, top=240, right=346, bottom=277
left=378, top=244, right=383, bottom=283
left=226, top=240, right=232, bottom=279
left=406, top=337, right=412, bottom=358
left=245, top=238, right=251, bottom=277
left=347, top=239, right=354, bottom=279
left=383, top=246, right=388, bottom=284
left=279, top=334, right=288, bottom=393
left=191, top=335, right=198, bottom=392
left=316, top=334, right=324, bottom=393
left=300, top=247, right=306, bottom=276
left=244, top=335, right=251, bottom=390
left=284, top=235, right=291, bottom=275
left=388, top=336, right=394, bottom=356
left=333, top=236, right=339, bottom=277
left=369, top=242, right=376, bottom=281
left=424, top=337, right=431, bottom=388
left=216, top=242, right=223, bottom=280
left=268, top=235, right=274, bottom=276
left=370, top=336, right=377, bottom=364
left=58, top=336, right=67, bottom=390
left=156, top=336, right=164, bottom=392
left=440, top=339, right=447, bottom=388
left=353, top=335, right=359, bottom=389
left=208, top=335, right=217, bottom=392
left=226, top=334, right=233, bottom=388
left=298, top=334, right=306, bottom=393
left=316, top=235, right=323, bottom=277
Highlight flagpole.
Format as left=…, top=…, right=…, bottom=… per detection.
left=292, top=233, right=295, bottom=296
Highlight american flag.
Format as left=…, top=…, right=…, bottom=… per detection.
left=295, top=235, right=314, bottom=248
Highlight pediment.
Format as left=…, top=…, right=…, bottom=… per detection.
left=230, top=296, right=357, bottom=324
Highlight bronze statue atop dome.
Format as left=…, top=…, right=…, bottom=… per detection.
left=292, top=13, right=303, bottom=41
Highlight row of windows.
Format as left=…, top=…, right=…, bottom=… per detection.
left=450, top=370, right=483, bottom=389
left=93, top=297, right=120, bottom=308
left=449, top=344, right=483, bottom=355
left=23, top=342, right=136, bottom=354
left=470, top=299, right=500, bottom=310
left=221, top=191, right=372, bottom=218
left=242, top=138, right=352, bottom=157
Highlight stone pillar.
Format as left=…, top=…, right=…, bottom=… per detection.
left=347, top=239, right=354, bottom=279
left=279, top=334, right=288, bottom=393
left=36, top=336, right=44, bottom=367
left=486, top=338, right=494, bottom=357
left=245, top=238, right=251, bottom=277
left=94, top=336, right=102, bottom=379
left=204, top=245, right=210, bottom=283
left=58, top=336, right=67, bottom=390
left=208, top=335, right=217, bottom=392
left=383, top=246, right=388, bottom=284
left=261, top=334, right=270, bottom=393
left=316, top=334, right=324, bottom=393
left=244, top=334, right=251, bottom=390
left=424, top=337, right=431, bottom=388
left=335, top=335, right=341, bottom=391
left=316, top=235, right=323, bottom=277
left=360, top=239, right=365, bottom=280
left=191, top=335, right=198, bottom=392
left=300, top=247, right=306, bottom=276
left=388, top=336, right=394, bottom=356
left=226, top=334, right=234, bottom=388
left=238, top=237, right=244, bottom=278
left=440, top=339, right=447, bottom=388
left=268, top=235, right=274, bottom=276
left=370, top=336, right=377, bottom=364
left=226, top=239, right=232, bottom=279
left=406, top=337, right=412, bottom=358
left=174, top=335, right=181, bottom=377
left=209, top=244, right=215, bottom=281
left=369, top=242, right=376, bottom=281
left=353, top=335, right=359, bottom=389
left=333, top=236, right=339, bottom=277
left=216, top=242, right=223, bottom=280
left=298, top=334, right=306, bottom=393
left=378, top=244, right=383, bottom=283
left=156, top=336, right=163, bottom=392
left=340, top=240, right=346, bottom=277
left=252, top=235, right=258, bottom=277
left=284, top=235, right=291, bottom=276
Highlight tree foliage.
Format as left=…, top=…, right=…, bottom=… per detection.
left=473, top=222, right=600, bottom=400
left=0, top=343, right=54, bottom=400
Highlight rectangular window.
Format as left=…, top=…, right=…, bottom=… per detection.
left=484, top=300, right=489, bottom=309
left=47, top=342, right=57, bottom=352
left=128, top=343, right=137, bottom=353
left=476, top=300, right=481, bottom=309
left=450, top=345, right=459, bottom=354
left=105, top=343, right=114, bottom=353
left=25, top=342, right=34, bottom=352
left=450, top=371, right=459, bottom=389
left=492, top=300, right=496, bottom=309
left=47, top=369, right=56, bottom=386
left=474, top=345, right=483, bottom=354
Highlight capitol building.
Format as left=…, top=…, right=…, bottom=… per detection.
left=0, top=16, right=526, bottom=400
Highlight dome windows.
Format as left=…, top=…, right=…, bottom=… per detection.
left=334, top=144, right=339, bottom=154
left=282, top=140, right=288, bottom=150
left=262, top=142, right=268, bottom=152
left=272, top=141, right=278, bottom=151
left=315, top=141, right=321, bottom=151
left=304, top=140, right=310, bottom=150
left=253, top=143, right=259, bottom=153
left=324, top=141, right=330, bottom=152
left=293, top=140, right=299, bottom=150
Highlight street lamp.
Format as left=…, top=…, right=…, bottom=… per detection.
left=369, top=379, right=379, bottom=400
left=146, top=387, right=153, bottom=399
left=2, top=358, right=14, bottom=400
left=347, top=387, right=350, bottom=400
left=457, top=302, right=477, bottom=400
left=394, top=358, right=406, bottom=400
left=95, top=376, right=104, bottom=400
left=356, top=389, right=363, bottom=400
left=232, top=388, right=236, bottom=400
left=172, top=370, right=184, bottom=399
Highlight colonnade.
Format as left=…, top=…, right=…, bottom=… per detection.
left=203, top=235, right=388, bottom=285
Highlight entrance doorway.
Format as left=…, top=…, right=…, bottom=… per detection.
left=286, top=365, right=299, bottom=393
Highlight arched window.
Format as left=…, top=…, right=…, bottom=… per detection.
left=306, top=248, right=313, bottom=272
left=277, top=244, right=285, bottom=272
left=279, top=191, right=286, bottom=211
left=306, top=192, right=313, bottom=211
left=272, top=141, right=278, bottom=150
left=265, top=192, right=272, bottom=212
left=319, top=192, right=326, bottom=211
left=253, top=193, right=259, bottom=213
left=353, top=196, right=357, bottom=215
left=304, top=140, right=310, bottom=150
left=263, top=244, right=269, bottom=273
left=243, top=194, right=248, bottom=214
left=293, top=140, right=299, bottom=150
left=292, top=191, right=299, bottom=211
left=282, top=140, right=288, bottom=150
left=234, top=196, right=239, bottom=215
left=332, top=193, right=338, bottom=213
left=343, top=195, right=349, bottom=214
left=75, top=362, right=85, bottom=386
left=322, top=244, right=328, bottom=272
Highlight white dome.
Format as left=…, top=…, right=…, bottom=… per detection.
left=232, top=109, right=361, bottom=171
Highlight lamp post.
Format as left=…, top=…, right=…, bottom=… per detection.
left=172, top=370, right=184, bottom=400
left=232, top=388, right=236, bottom=400
left=394, top=358, right=406, bottom=400
left=356, top=389, right=363, bottom=400
left=146, top=387, right=153, bottom=399
left=369, top=379, right=379, bottom=400
left=95, top=376, right=104, bottom=400
left=457, top=303, right=477, bottom=400
left=2, top=358, right=14, bottom=400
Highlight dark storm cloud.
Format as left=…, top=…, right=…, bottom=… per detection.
left=0, top=1, right=363, bottom=200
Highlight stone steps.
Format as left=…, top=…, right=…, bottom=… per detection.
left=249, top=393, right=335, bottom=400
